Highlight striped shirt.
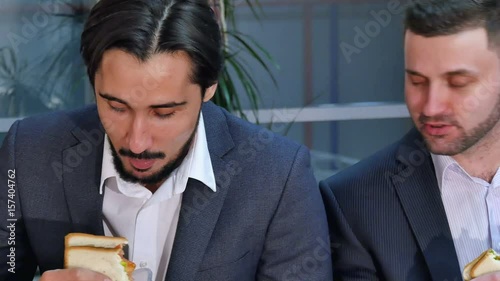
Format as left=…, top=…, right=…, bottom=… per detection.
left=432, top=154, right=500, bottom=273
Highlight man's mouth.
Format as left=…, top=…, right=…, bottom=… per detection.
left=128, top=158, right=156, bottom=171
left=423, top=123, right=453, bottom=136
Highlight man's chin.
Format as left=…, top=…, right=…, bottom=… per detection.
left=125, top=166, right=158, bottom=178
left=423, top=138, right=462, bottom=156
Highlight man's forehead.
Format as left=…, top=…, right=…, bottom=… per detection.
left=99, top=49, right=192, bottom=77
left=404, top=27, right=490, bottom=49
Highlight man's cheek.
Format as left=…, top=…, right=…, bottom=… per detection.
left=171, top=129, right=192, bottom=144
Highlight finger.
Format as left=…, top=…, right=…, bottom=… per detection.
left=40, top=268, right=111, bottom=281
left=74, top=268, right=112, bottom=281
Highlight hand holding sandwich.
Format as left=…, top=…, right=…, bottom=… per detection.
left=40, top=268, right=112, bottom=281
left=38, top=233, right=137, bottom=281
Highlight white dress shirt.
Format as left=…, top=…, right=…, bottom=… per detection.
left=99, top=112, right=216, bottom=281
left=432, top=154, right=500, bottom=273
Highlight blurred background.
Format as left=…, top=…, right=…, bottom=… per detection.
left=0, top=0, right=414, bottom=183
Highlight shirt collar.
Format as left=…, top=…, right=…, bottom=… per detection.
left=99, top=112, right=216, bottom=197
left=431, top=153, right=500, bottom=189
left=431, top=153, right=457, bottom=191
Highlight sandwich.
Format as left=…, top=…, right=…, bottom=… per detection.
left=463, top=248, right=500, bottom=281
left=64, top=233, right=136, bottom=281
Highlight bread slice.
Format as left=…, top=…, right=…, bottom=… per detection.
left=64, top=233, right=135, bottom=281
left=66, top=233, right=128, bottom=249
left=463, top=249, right=500, bottom=281
left=65, top=246, right=133, bottom=281
left=463, top=250, right=489, bottom=281
left=471, top=249, right=500, bottom=279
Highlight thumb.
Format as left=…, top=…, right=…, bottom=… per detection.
left=40, top=268, right=112, bottom=281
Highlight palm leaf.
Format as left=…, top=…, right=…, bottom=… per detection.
left=228, top=30, right=279, bottom=70
left=226, top=31, right=278, bottom=87
left=241, top=0, right=263, bottom=22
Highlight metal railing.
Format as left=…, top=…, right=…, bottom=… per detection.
left=0, top=102, right=410, bottom=133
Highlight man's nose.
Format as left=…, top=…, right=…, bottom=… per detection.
left=127, top=117, right=153, bottom=154
left=422, top=84, right=450, bottom=117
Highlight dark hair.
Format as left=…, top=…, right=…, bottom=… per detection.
left=405, top=0, right=500, bottom=45
left=80, top=0, right=222, bottom=93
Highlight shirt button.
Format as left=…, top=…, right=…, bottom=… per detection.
left=140, top=261, right=148, bottom=268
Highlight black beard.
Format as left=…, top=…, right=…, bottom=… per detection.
left=109, top=112, right=200, bottom=186
left=420, top=91, right=500, bottom=155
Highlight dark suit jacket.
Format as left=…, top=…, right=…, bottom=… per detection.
left=0, top=102, right=332, bottom=281
left=320, top=129, right=462, bottom=281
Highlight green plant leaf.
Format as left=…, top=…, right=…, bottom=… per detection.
left=227, top=31, right=278, bottom=87
left=242, top=0, right=263, bottom=22
left=230, top=57, right=261, bottom=108
left=228, top=30, right=279, bottom=70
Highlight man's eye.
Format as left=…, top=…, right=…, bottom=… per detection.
left=155, top=112, right=175, bottom=119
left=449, top=81, right=470, bottom=88
left=409, top=75, right=426, bottom=86
left=449, top=83, right=468, bottom=88
left=449, top=76, right=473, bottom=88
left=109, top=104, right=126, bottom=112
left=411, top=80, right=426, bottom=86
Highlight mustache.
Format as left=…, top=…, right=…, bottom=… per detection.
left=419, top=114, right=459, bottom=126
left=118, top=148, right=166, bottom=160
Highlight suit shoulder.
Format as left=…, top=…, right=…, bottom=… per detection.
left=223, top=109, right=302, bottom=157
left=14, top=105, right=98, bottom=145
left=321, top=138, right=402, bottom=196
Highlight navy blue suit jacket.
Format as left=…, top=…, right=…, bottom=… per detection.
left=320, top=129, right=462, bottom=281
left=0, top=102, right=332, bottom=281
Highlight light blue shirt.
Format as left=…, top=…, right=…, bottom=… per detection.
left=432, top=154, right=500, bottom=273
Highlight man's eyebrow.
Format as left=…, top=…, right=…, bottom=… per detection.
left=405, top=69, right=426, bottom=77
left=99, top=93, right=129, bottom=105
left=405, top=69, right=479, bottom=77
left=150, top=101, right=187, bottom=109
left=444, top=69, right=479, bottom=76
left=99, top=92, right=187, bottom=109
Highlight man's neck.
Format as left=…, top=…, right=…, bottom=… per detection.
left=452, top=128, right=500, bottom=183
left=146, top=182, right=163, bottom=194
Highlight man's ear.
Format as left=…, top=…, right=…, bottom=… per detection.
left=203, top=83, right=218, bottom=102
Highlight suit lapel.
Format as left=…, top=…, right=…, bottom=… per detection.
left=392, top=130, right=461, bottom=280
left=62, top=110, right=105, bottom=235
left=166, top=157, right=230, bottom=281
left=166, top=102, right=234, bottom=281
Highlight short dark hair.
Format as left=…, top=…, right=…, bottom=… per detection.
left=80, top=0, right=222, bottom=93
left=405, top=0, right=500, bottom=46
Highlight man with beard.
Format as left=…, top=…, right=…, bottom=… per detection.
left=320, top=0, right=500, bottom=280
left=0, top=1, right=331, bottom=281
